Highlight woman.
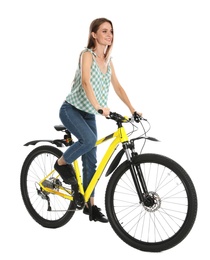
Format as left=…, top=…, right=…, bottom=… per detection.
left=54, top=18, right=142, bottom=223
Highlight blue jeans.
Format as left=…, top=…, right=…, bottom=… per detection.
left=59, top=101, right=97, bottom=196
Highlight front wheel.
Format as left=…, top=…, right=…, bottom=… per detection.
left=20, top=145, right=76, bottom=228
left=105, top=153, right=197, bottom=252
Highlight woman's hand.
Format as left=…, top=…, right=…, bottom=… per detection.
left=135, top=111, right=143, bottom=117
left=133, top=111, right=143, bottom=122
left=98, top=107, right=110, bottom=117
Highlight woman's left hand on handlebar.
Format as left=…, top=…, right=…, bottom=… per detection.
left=133, top=111, right=143, bottom=122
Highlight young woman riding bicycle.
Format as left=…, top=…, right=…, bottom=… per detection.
left=54, top=17, right=142, bottom=223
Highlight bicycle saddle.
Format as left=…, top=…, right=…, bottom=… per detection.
left=54, top=125, right=67, bottom=131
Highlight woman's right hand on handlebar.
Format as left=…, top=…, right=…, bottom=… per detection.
left=98, top=107, right=110, bottom=117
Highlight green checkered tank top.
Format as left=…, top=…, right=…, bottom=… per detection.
left=66, top=48, right=111, bottom=114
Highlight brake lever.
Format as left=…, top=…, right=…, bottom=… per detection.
left=133, top=112, right=147, bottom=122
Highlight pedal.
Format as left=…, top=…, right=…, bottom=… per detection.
left=71, top=184, right=85, bottom=210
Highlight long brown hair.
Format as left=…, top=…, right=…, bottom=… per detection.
left=87, top=18, right=114, bottom=61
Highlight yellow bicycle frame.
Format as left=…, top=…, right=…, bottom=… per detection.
left=39, top=125, right=129, bottom=203
left=83, top=126, right=128, bottom=202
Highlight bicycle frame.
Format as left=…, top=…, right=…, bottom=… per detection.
left=39, top=125, right=129, bottom=203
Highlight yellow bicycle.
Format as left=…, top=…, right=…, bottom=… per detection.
left=20, top=112, right=197, bottom=252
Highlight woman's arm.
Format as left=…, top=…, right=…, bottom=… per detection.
left=81, top=52, right=110, bottom=116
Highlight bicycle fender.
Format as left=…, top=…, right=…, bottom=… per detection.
left=24, top=139, right=65, bottom=147
left=138, top=136, right=160, bottom=142
left=105, top=149, right=125, bottom=177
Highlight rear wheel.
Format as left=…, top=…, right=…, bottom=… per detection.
left=20, top=145, right=76, bottom=228
left=105, top=153, right=197, bottom=252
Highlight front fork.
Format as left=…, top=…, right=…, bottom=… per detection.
left=124, top=144, right=148, bottom=203
left=130, top=162, right=148, bottom=203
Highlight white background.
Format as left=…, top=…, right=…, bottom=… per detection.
left=1, top=0, right=209, bottom=259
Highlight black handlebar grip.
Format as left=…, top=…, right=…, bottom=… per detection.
left=98, top=109, right=103, bottom=114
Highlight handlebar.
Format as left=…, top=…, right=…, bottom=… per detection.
left=98, top=110, right=146, bottom=123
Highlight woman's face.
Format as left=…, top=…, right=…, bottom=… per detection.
left=92, top=22, right=113, bottom=46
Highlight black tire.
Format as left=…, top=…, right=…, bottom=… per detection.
left=105, top=153, right=197, bottom=252
left=20, top=145, right=76, bottom=228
